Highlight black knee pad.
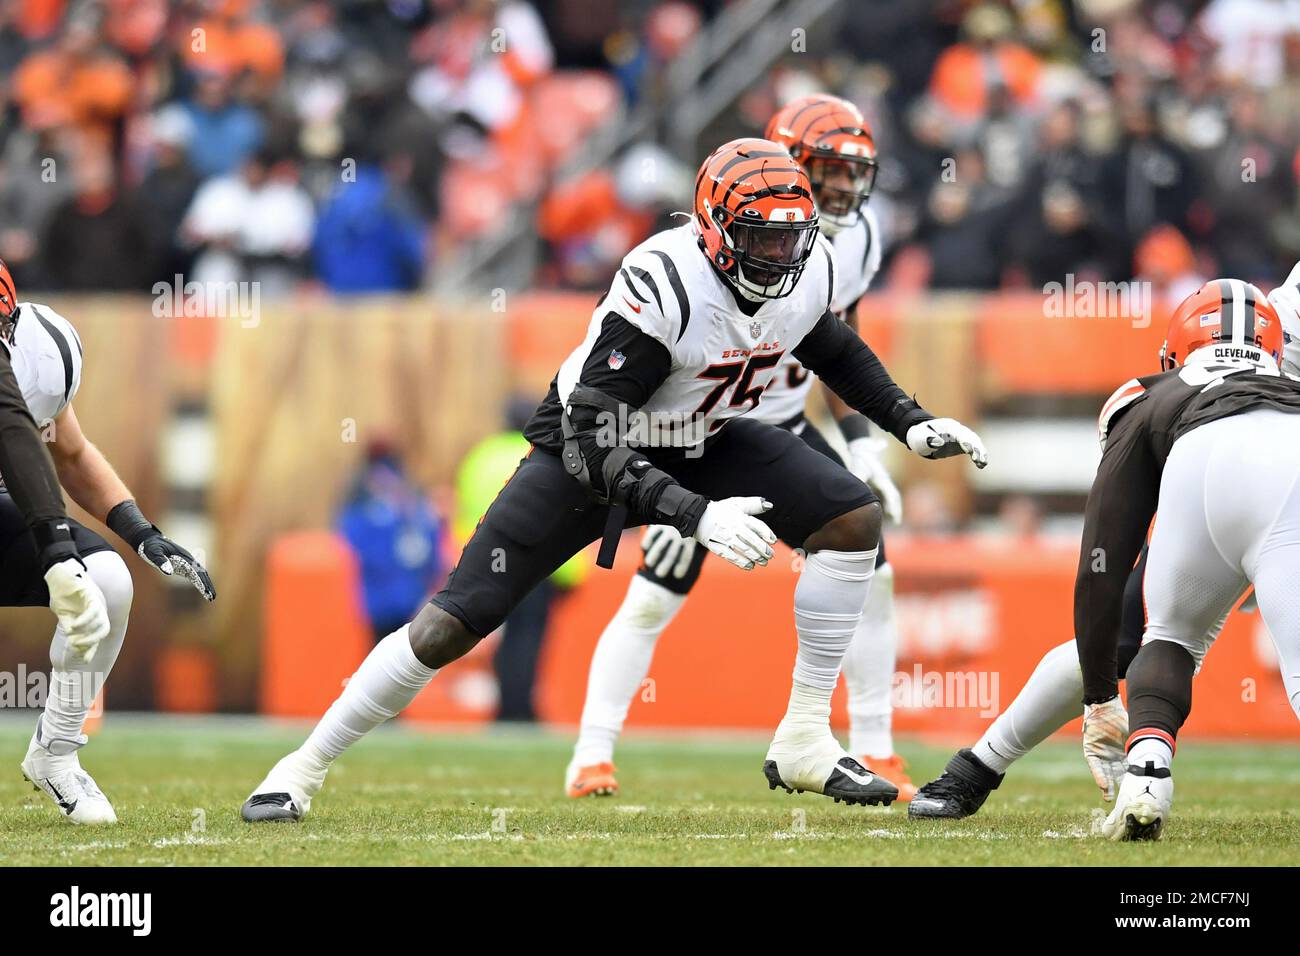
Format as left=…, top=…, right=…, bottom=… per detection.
left=1125, top=640, right=1196, bottom=741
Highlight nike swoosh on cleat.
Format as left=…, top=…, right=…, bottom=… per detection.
left=46, top=780, right=77, bottom=815
left=833, top=759, right=876, bottom=786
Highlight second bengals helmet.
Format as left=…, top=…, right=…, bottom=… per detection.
left=766, top=94, right=878, bottom=235
left=693, top=137, right=819, bottom=302
left=1161, top=278, right=1283, bottom=371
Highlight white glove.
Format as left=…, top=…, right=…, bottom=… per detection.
left=906, top=417, right=988, bottom=468
left=44, top=558, right=111, bottom=663
left=641, top=524, right=697, bottom=579
left=693, top=497, right=776, bottom=571
left=847, top=436, right=903, bottom=524
left=1083, top=696, right=1129, bottom=802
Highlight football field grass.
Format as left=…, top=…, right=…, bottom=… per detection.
left=1, top=715, right=1297, bottom=866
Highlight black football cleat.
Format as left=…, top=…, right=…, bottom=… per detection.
left=908, top=748, right=1004, bottom=819
left=241, top=791, right=303, bottom=823
left=763, top=756, right=899, bottom=807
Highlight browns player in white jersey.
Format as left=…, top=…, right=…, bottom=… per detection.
left=0, top=262, right=215, bottom=825
left=565, top=94, right=917, bottom=801
left=242, top=137, right=986, bottom=822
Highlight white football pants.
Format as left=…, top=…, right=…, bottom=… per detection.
left=1143, top=409, right=1300, bottom=716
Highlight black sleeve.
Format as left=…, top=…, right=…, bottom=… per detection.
left=564, top=313, right=708, bottom=535
left=566, top=312, right=672, bottom=487
left=793, top=310, right=933, bottom=443
left=0, top=345, right=76, bottom=568
left=1075, top=406, right=1160, bottom=703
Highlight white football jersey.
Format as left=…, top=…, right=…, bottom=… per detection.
left=9, top=302, right=83, bottom=426
left=556, top=224, right=835, bottom=449
left=757, top=205, right=883, bottom=425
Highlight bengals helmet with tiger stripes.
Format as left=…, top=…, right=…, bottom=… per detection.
left=765, top=94, right=878, bottom=235
left=0, top=258, right=17, bottom=345
left=1160, top=278, right=1283, bottom=371
left=693, top=137, right=819, bottom=302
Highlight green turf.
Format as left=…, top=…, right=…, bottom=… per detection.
left=0, top=716, right=1297, bottom=865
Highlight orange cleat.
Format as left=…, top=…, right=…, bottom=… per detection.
left=566, top=762, right=619, bottom=798
left=861, top=754, right=917, bottom=802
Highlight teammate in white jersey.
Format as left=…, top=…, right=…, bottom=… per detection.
left=566, top=94, right=916, bottom=800
left=0, top=261, right=215, bottom=824
left=242, top=137, right=986, bottom=822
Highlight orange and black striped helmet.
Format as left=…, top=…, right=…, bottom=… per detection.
left=1161, top=278, right=1283, bottom=371
left=0, top=258, right=17, bottom=344
left=693, top=137, right=819, bottom=301
left=766, top=94, right=877, bottom=234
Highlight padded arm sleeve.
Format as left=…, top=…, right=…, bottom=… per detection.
left=562, top=314, right=708, bottom=536
left=0, top=344, right=76, bottom=568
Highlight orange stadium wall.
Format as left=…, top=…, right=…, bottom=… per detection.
left=390, top=537, right=1298, bottom=741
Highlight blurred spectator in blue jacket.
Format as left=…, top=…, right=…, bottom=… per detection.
left=313, top=161, right=427, bottom=292
left=179, top=70, right=264, bottom=179
left=335, top=441, right=445, bottom=643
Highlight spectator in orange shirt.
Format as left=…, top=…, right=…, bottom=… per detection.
left=927, top=3, right=1042, bottom=125
left=11, top=14, right=133, bottom=154
left=180, top=0, right=284, bottom=98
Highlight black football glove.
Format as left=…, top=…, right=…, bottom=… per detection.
left=136, top=533, right=216, bottom=601
left=107, top=500, right=216, bottom=601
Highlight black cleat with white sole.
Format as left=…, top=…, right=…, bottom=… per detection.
left=908, top=748, right=1004, bottom=819
left=763, top=757, right=899, bottom=807
left=241, top=792, right=303, bottom=823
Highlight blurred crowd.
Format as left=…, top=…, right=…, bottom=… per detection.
left=3, top=0, right=1300, bottom=297
left=0, top=0, right=664, bottom=295
left=748, top=0, right=1300, bottom=296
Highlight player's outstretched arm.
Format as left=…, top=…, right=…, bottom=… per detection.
left=1073, top=407, right=1158, bottom=707
left=794, top=310, right=987, bottom=468
left=48, top=404, right=215, bottom=601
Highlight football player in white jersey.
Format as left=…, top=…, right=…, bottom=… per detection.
left=913, top=277, right=1300, bottom=835
left=565, top=94, right=917, bottom=801
left=242, top=137, right=985, bottom=823
left=0, top=260, right=215, bottom=824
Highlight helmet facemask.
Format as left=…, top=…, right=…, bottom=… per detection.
left=804, top=152, right=877, bottom=235
left=714, top=206, right=819, bottom=301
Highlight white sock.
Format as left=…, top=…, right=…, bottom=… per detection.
left=1128, top=735, right=1174, bottom=772
left=300, top=625, right=436, bottom=769
left=39, top=551, right=134, bottom=751
left=842, top=561, right=897, bottom=757
left=573, top=574, right=685, bottom=766
left=777, top=679, right=833, bottom=733
left=973, top=640, right=1083, bottom=773
left=792, top=548, right=876, bottom=691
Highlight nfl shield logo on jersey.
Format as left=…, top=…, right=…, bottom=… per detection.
left=608, top=349, right=626, bottom=370
left=749, top=321, right=762, bottom=340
